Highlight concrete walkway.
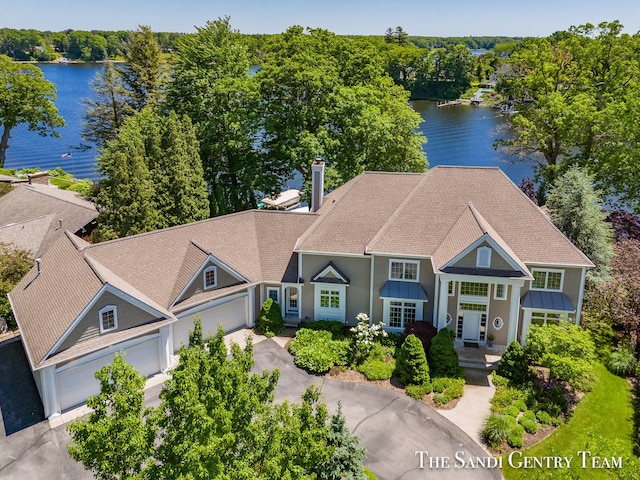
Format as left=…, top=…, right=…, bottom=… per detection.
left=439, top=368, right=496, bottom=450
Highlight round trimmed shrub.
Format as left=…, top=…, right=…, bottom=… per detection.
left=396, top=334, right=430, bottom=386
left=519, top=417, right=538, bottom=434
left=357, top=359, right=395, bottom=381
left=536, top=410, right=552, bottom=425
left=507, top=424, right=524, bottom=448
left=406, top=382, right=432, bottom=399
left=256, top=298, right=284, bottom=336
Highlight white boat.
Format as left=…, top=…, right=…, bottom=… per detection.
left=261, top=189, right=301, bottom=210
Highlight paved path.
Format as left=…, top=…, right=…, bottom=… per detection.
left=0, top=331, right=501, bottom=480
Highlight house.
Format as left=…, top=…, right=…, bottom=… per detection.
left=9, top=164, right=593, bottom=418
left=0, top=181, right=98, bottom=257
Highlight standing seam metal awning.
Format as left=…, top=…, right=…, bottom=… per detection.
left=521, top=291, right=575, bottom=312
left=379, top=281, right=429, bottom=301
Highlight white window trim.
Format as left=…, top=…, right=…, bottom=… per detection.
left=203, top=265, right=218, bottom=290
left=530, top=310, right=567, bottom=325
left=492, top=316, right=504, bottom=330
left=99, top=305, right=118, bottom=334
left=388, top=259, right=420, bottom=282
left=448, top=281, right=455, bottom=297
left=382, top=298, right=425, bottom=330
left=476, top=246, right=492, bottom=268
left=530, top=268, right=564, bottom=292
left=494, top=283, right=508, bottom=300
left=267, top=287, right=280, bottom=304
left=313, top=284, right=347, bottom=322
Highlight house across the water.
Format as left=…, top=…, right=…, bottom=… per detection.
left=9, top=163, right=593, bottom=418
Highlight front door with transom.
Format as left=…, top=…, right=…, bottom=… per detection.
left=462, top=311, right=482, bottom=342
left=285, top=287, right=299, bottom=316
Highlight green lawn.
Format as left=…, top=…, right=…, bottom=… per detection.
left=501, top=363, right=639, bottom=479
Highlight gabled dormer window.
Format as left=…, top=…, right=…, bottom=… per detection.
left=203, top=266, right=217, bottom=290
left=99, top=305, right=118, bottom=333
left=389, top=260, right=419, bottom=281
left=476, top=246, right=492, bottom=268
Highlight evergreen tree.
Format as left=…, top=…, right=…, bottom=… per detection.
left=546, top=166, right=614, bottom=282
left=82, top=60, right=132, bottom=148
left=396, top=334, right=430, bottom=386
left=120, top=25, right=166, bottom=110
left=316, top=403, right=367, bottom=480
left=429, top=328, right=463, bottom=378
left=496, top=341, right=530, bottom=384
left=94, top=117, right=159, bottom=241
left=94, top=108, right=208, bottom=240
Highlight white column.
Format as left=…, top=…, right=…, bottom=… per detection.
left=575, top=267, right=586, bottom=325
left=248, top=285, right=256, bottom=326
left=159, top=324, right=173, bottom=372
left=297, top=286, right=303, bottom=320
left=507, top=284, right=522, bottom=344
left=520, top=310, right=532, bottom=347
left=41, top=365, right=61, bottom=418
left=437, top=278, right=450, bottom=331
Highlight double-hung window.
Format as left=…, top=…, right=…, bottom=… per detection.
left=390, top=260, right=419, bottom=281
left=531, top=269, right=563, bottom=291
left=320, top=289, right=341, bottom=309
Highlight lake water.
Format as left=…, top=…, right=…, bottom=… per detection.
left=4, top=64, right=533, bottom=184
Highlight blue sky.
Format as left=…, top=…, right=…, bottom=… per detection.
left=4, top=0, right=640, bottom=36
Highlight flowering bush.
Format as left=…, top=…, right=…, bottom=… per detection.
left=350, top=313, right=387, bottom=364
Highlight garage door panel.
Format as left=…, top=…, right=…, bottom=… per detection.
left=173, top=297, right=247, bottom=352
left=57, top=337, right=160, bottom=412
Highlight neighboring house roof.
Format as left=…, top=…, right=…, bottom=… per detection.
left=297, top=166, right=593, bottom=268
left=0, top=184, right=97, bottom=257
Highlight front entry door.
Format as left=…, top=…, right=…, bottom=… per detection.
left=285, top=287, right=299, bottom=316
left=462, top=311, right=481, bottom=342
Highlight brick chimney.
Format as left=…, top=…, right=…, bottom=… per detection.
left=310, top=158, right=325, bottom=213
left=28, top=171, right=49, bottom=186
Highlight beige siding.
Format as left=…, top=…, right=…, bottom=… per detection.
left=371, top=255, right=435, bottom=326
left=178, top=261, right=244, bottom=301
left=453, top=242, right=514, bottom=271
left=56, top=291, right=160, bottom=354
left=487, top=285, right=511, bottom=345
left=300, top=254, right=371, bottom=325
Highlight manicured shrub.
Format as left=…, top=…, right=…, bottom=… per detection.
left=483, top=414, right=512, bottom=449
left=256, top=298, right=284, bottom=337
left=403, top=321, right=437, bottom=354
left=490, top=385, right=526, bottom=413
left=519, top=417, right=539, bottom=434
left=396, top=334, right=430, bottom=386
left=357, top=359, right=395, bottom=381
left=497, top=341, right=530, bottom=385
left=429, top=328, right=463, bottom=378
left=507, top=424, right=524, bottom=448
left=525, top=322, right=596, bottom=391
left=299, top=320, right=345, bottom=337
left=514, top=399, right=528, bottom=412
left=406, top=382, right=432, bottom=399
left=535, top=410, right=552, bottom=425
left=491, top=372, right=510, bottom=387
left=289, top=329, right=349, bottom=373
left=506, top=405, right=520, bottom=417
left=521, top=410, right=536, bottom=422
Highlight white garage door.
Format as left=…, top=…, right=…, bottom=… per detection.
left=173, top=296, right=247, bottom=352
left=57, top=336, right=161, bottom=412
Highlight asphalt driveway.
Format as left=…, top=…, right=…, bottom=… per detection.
left=0, top=338, right=44, bottom=436
left=0, top=338, right=502, bottom=480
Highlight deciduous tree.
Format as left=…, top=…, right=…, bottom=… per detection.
left=0, top=243, right=32, bottom=329
left=0, top=55, right=64, bottom=167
